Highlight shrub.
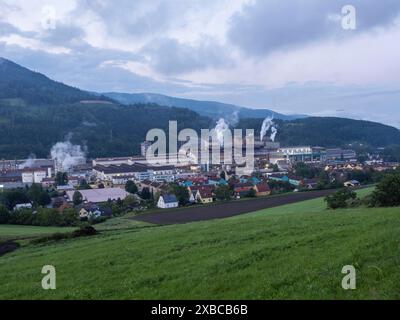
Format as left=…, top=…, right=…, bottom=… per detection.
left=31, top=226, right=98, bottom=244
left=72, top=226, right=97, bottom=237
left=0, top=205, right=10, bottom=224
left=369, top=172, right=400, bottom=207
left=325, top=188, right=357, bottom=209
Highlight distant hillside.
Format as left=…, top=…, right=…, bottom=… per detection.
left=0, top=58, right=399, bottom=159
left=0, top=57, right=111, bottom=105
left=103, top=92, right=307, bottom=121
left=236, top=117, right=400, bottom=148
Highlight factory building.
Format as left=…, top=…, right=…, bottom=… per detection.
left=93, top=163, right=176, bottom=183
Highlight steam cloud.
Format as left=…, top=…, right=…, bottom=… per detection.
left=19, top=154, right=37, bottom=169
left=50, top=138, right=86, bottom=172
left=260, top=116, right=278, bottom=142
left=214, top=118, right=230, bottom=146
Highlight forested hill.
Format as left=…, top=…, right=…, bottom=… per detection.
left=0, top=102, right=212, bottom=158
left=0, top=58, right=399, bottom=160
left=104, top=91, right=307, bottom=121
left=0, top=57, right=111, bottom=105
left=236, top=117, right=400, bottom=148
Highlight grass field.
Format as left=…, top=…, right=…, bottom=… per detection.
left=0, top=188, right=399, bottom=300
left=0, top=225, right=76, bottom=242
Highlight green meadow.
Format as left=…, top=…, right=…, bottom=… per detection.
left=0, top=188, right=399, bottom=300
left=0, top=225, right=75, bottom=242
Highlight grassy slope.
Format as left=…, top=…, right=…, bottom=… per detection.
left=0, top=225, right=75, bottom=241
left=0, top=190, right=399, bottom=300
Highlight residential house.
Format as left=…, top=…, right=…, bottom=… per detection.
left=139, top=180, right=166, bottom=194
left=301, top=178, right=319, bottom=190
left=344, top=180, right=361, bottom=187
left=68, top=176, right=80, bottom=187
left=78, top=203, right=112, bottom=219
left=41, top=177, right=56, bottom=188
left=157, top=194, right=179, bottom=209
left=196, top=188, right=214, bottom=203
left=254, top=183, right=271, bottom=197
left=233, top=182, right=254, bottom=198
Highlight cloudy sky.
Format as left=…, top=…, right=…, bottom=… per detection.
left=1, top=0, right=400, bottom=127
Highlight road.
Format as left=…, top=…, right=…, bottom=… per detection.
left=132, top=189, right=337, bottom=225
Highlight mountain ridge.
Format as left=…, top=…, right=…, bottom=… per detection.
left=0, top=57, right=112, bottom=105
left=0, top=57, right=399, bottom=160
left=103, top=92, right=308, bottom=122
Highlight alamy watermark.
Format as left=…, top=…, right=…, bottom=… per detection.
left=41, top=265, right=56, bottom=290
left=145, top=121, right=255, bottom=175
left=341, top=5, right=357, bottom=30
left=341, top=265, right=356, bottom=290
left=41, top=5, right=57, bottom=30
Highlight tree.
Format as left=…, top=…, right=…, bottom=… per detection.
left=141, top=187, right=152, bottom=200
left=293, top=162, right=319, bottom=179
left=272, top=164, right=280, bottom=172
left=125, top=180, right=138, bottom=194
left=78, top=179, right=92, bottom=190
left=215, top=185, right=232, bottom=201
left=73, top=191, right=83, bottom=206
left=124, top=194, right=139, bottom=207
left=1, top=189, right=30, bottom=210
left=246, top=188, right=256, bottom=198
left=27, top=184, right=51, bottom=207
left=317, top=171, right=330, bottom=189
left=325, top=188, right=357, bottom=209
left=168, top=184, right=190, bottom=205
left=0, top=204, right=10, bottom=224
left=37, top=192, right=51, bottom=207
left=369, top=172, right=400, bottom=207
left=61, top=208, right=79, bottom=226
left=55, top=172, right=68, bottom=186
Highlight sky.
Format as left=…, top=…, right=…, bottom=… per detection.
left=0, top=0, right=400, bottom=128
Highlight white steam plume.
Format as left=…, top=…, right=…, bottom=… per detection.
left=50, top=138, right=86, bottom=172
left=19, top=154, right=37, bottom=169
left=214, top=118, right=229, bottom=146
left=260, top=116, right=278, bottom=142
left=270, top=126, right=278, bottom=142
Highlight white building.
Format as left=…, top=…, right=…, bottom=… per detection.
left=22, top=169, right=49, bottom=184
left=14, top=203, right=33, bottom=211
left=93, top=163, right=175, bottom=183
left=157, top=194, right=179, bottom=209
left=66, top=188, right=129, bottom=203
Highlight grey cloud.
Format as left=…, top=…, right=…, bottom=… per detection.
left=74, top=0, right=186, bottom=39
left=0, top=21, right=35, bottom=37
left=40, top=23, right=85, bottom=46
left=0, top=21, right=19, bottom=36
left=142, top=38, right=233, bottom=76
left=0, top=42, right=195, bottom=93
left=228, top=0, right=400, bottom=56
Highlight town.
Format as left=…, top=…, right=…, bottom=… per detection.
left=0, top=135, right=397, bottom=227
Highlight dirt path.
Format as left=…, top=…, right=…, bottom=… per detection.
left=132, top=189, right=336, bottom=225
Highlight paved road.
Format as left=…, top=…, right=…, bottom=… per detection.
left=132, top=189, right=336, bottom=225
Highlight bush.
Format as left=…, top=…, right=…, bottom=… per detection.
left=325, top=188, right=357, bottom=209
left=369, top=172, right=400, bottom=207
left=246, top=188, right=256, bottom=198
left=72, top=226, right=97, bottom=237
left=31, top=226, right=98, bottom=244
left=0, top=205, right=10, bottom=224
left=1, top=207, right=79, bottom=227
